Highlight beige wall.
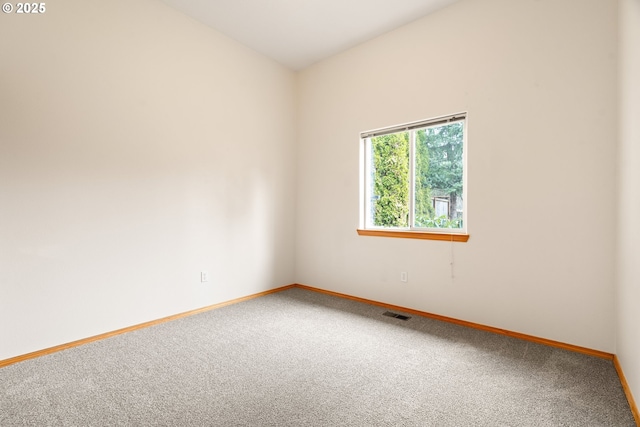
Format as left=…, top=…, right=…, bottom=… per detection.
left=0, top=0, right=297, bottom=360
left=617, top=0, right=640, bottom=409
left=296, top=0, right=618, bottom=352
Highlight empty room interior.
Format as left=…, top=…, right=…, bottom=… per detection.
left=1, top=0, right=639, bottom=424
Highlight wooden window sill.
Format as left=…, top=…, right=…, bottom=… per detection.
left=356, top=229, right=469, bottom=242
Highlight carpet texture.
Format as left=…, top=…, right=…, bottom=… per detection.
left=0, top=287, right=636, bottom=426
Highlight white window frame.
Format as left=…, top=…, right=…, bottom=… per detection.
left=358, top=113, right=468, bottom=241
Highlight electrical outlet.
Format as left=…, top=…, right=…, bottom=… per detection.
left=400, top=271, right=408, bottom=283
left=200, top=271, right=209, bottom=282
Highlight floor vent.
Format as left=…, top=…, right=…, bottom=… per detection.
left=382, top=311, right=411, bottom=321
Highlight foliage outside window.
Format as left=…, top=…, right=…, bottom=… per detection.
left=360, top=114, right=467, bottom=235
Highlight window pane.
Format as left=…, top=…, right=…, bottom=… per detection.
left=414, top=122, right=464, bottom=229
left=368, top=131, right=410, bottom=228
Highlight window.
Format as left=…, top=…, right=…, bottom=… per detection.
left=358, top=113, right=468, bottom=241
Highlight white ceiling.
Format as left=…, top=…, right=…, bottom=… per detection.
left=160, top=0, right=460, bottom=70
